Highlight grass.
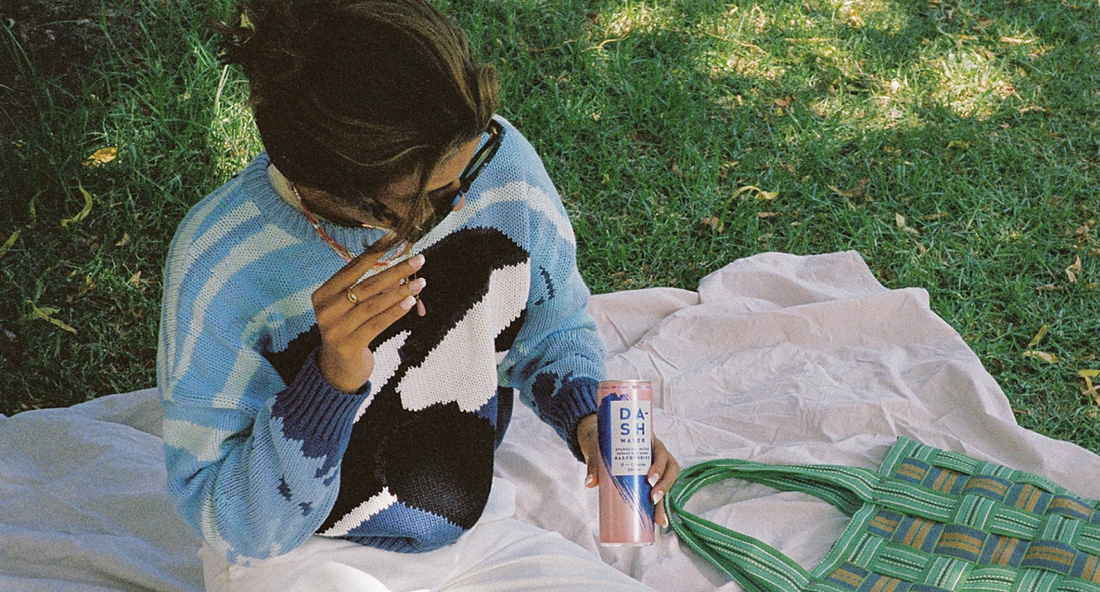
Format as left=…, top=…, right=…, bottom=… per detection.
left=2, top=0, right=1098, bottom=451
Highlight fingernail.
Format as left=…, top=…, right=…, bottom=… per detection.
left=409, top=254, right=425, bottom=270
left=410, top=277, right=427, bottom=292
left=651, top=489, right=664, bottom=505
left=648, top=473, right=660, bottom=487
left=585, top=475, right=596, bottom=488
left=400, top=296, right=416, bottom=311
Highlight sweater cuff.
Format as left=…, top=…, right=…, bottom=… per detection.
left=539, top=376, right=600, bottom=462
left=271, top=349, right=371, bottom=456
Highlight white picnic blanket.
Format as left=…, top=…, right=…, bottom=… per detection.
left=3, top=251, right=1098, bottom=591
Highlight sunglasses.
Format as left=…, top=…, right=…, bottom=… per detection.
left=361, top=120, right=506, bottom=242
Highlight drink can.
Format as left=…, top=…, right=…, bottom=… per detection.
left=597, top=380, right=655, bottom=546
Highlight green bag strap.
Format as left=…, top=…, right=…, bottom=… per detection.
left=664, top=457, right=883, bottom=592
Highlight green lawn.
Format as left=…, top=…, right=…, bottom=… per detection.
left=2, top=0, right=1098, bottom=450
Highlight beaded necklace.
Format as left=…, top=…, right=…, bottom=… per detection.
left=289, top=182, right=411, bottom=268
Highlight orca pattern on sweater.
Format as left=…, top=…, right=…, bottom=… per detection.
left=157, top=119, right=605, bottom=564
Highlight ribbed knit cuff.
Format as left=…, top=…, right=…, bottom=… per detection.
left=271, top=349, right=371, bottom=458
left=540, top=376, right=600, bottom=462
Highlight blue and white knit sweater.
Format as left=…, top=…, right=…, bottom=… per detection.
left=157, top=118, right=605, bottom=564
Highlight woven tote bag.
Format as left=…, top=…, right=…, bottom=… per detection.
left=665, top=438, right=1100, bottom=592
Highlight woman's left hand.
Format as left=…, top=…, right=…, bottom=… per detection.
left=576, top=413, right=681, bottom=528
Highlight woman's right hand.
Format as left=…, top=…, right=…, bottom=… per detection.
left=311, top=251, right=426, bottom=393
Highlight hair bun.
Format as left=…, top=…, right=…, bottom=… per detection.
left=214, top=0, right=311, bottom=85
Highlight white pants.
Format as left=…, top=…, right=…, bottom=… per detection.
left=200, top=479, right=655, bottom=592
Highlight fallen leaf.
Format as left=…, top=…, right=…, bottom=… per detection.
left=1000, top=36, right=1032, bottom=44
left=732, top=185, right=779, bottom=201
left=61, top=183, right=94, bottom=228
left=83, top=146, right=117, bottom=168
left=1018, top=106, right=1045, bottom=114
left=774, top=95, right=793, bottom=108
left=895, top=213, right=920, bottom=235
left=1028, top=325, right=1049, bottom=348
left=130, top=271, right=142, bottom=287
left=828, top=179, right=870, bottom=199
left=1023, top=350, right=1059, bottom=363
left=758, top=212, right=778, bottom=218
left=1080, top=370, right=1100, bottom=404
left=115, top=232, right=131, bottom=247
left=24, top=300, right=77, bottom=334
left=0, top=229, right=20, bottom=258
left=1067, top=255, right=1082, bottom=283
left=699, top=217, right=725, bottom=233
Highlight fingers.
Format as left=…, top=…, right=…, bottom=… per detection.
left=647, top=438, right=681, bottom=528
left=344, top=277, right=426, bottom=342
left=314, top=249, right=386, bottom=302
left=342, top=254, right=425, bottom=309
left=575, top=414, right=600, bottom=488
left=316, top=252, right=425, bottom=306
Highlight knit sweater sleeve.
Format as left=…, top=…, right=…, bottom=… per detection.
left=495, top=129, right=606, bottom=461
left=156, top=194, right=367, bottom=565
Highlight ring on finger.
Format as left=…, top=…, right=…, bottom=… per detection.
left=346, top=288, right=358, bottom=304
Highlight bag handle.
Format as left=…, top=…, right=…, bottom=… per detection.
left=664, top=458, right=882, bottom=592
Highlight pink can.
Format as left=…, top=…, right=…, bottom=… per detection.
left=597, top=380, right=655, bottom=546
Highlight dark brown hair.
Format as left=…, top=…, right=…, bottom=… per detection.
left=215, top=0, right=499, bottom=249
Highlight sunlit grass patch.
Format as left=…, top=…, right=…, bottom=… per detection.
left=602, top=0, right=678, bottom=37
left=924, top=44, right=1025, bottom=119
left=821, top=0, right=913, bottom=32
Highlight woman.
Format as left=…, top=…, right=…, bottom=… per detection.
left=157, top=0, right=679, bottom=589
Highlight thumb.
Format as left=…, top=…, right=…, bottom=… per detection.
left=584, top=456, right=600, bottom=488
left=575, top=413, right=600, bottom=489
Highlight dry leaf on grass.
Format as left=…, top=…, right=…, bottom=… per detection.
left=83, top=146, right=117, bottom=168
left=0, top=230, right=20, bottom=258
left=1080, top=369, right=1100, bottom=404
left=828, top=179, right=870, bottom=200
left=733, top=185, right=779, bottom=201
left=1023, top=350, right=1059, bottom=364
left=1067, top=256, right=1082, bottom=283
left=699, top=217, right=725, bottom=233
left=61, top=183, right=94, bottom=228
left=895, top=213, right=920, bottom=235
left=24, top=301, right=77, bottom=334
left=1028, top=325, right=1049, bottom=348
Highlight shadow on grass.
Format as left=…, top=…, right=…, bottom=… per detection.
left=1, top=0, right=1097, bottom=447
left=452, top=0, right=1100, bottom=445
left=0, top=0, right=251, bottom=411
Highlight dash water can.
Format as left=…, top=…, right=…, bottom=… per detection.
left=597, top=380, right=655, bottom=546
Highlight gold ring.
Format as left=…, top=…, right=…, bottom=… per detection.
left=346, top=288, right=358, bottom=304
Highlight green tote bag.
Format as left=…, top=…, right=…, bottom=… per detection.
left=665, top=438, right=1100, bottom=592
